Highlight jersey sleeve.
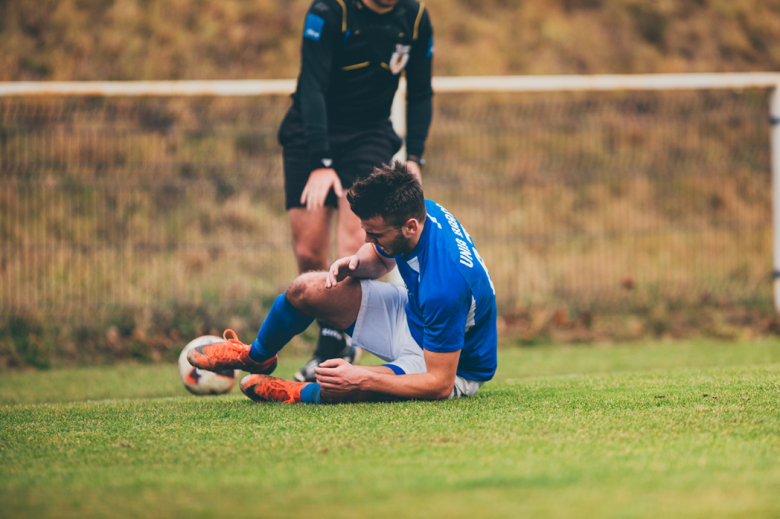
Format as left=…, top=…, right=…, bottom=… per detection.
left=421, top=276, right=471, bottom=353
left=374, top=245, right=393, bottom=258
left=404, top=5, right=433, bottom=159
left=298, top=0, right=342, bottom=170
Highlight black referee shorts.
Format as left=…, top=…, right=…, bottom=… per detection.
left=278, top=108, right=403, bottom=210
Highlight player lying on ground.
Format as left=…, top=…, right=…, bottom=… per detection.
left=188, top=162, right=497, bottom=403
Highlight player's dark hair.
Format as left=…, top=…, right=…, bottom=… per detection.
left=347, top=161, right=426, bottom=227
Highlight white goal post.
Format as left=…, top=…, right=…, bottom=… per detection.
left=3, top=73, right=780, bottom=310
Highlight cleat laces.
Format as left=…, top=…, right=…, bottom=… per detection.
left=223, top=329, right=246, bottom=349
left=210, top=329, right=248, bottom=363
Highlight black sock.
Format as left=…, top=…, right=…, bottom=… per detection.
left=313, top=321, right=347, bottom=359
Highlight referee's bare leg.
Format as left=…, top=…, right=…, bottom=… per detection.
left=289, top=206, right=332, bottom=273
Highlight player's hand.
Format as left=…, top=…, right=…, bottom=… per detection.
left=326, top=255, right=360, bottom=288
left=405, top=160, right=422, bottom=184
left=314, top=358, right=364, bottom=393
left=300, top=168, right=343, bottom=211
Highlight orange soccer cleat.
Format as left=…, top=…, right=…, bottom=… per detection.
left=240, top=374, right=307, bottom=404
left=187, top=329, right=277, bottom=375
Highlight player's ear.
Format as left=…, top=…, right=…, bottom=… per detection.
left=403, top=218, right=420, bottom=235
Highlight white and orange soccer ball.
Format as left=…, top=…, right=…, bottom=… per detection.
left=178, top=335, right=238, bottom=395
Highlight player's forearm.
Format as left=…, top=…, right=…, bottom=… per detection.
left=350, top=243, right=393, bottom=279
left=299, top=80, right=331, bottom=169
left=405, top=96, right=432, bottom=158
left=405, top=8, right=433, bottom=158
left=361, top=370, right=453, bottom=400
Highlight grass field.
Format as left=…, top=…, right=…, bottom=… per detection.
left=2, top=339, right=780, bottom=518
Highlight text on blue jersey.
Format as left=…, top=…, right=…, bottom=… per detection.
left=376, top=200, right=497, bottom=381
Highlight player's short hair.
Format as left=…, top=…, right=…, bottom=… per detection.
left=347, top=161, right=426, bottom=227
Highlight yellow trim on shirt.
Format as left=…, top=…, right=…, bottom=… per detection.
left=342, top=61, right=370, bottom=70
left=413, top=3, right=425, bottom=40
left=334, top=0, right=347, bottom=32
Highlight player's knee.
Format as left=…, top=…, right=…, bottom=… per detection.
left=286, top=276, right=309, bottom=306
left=287, top=272, right=325, bottom=308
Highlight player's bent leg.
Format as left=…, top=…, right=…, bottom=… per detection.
left=290, top=204, right=362, bottom=382
left=187, top=329, right=278, bottom=374
left=233, top=273, right=362, bottom=370
left=296, top=200, right=363, bottom=382
left=240, top=372, right=403, bottom=405
left=319, top=388, right=405, bottom=404
left=240, top=374, right=307, bottom=404
left=296, top=202, right=362, bottom=380
left=286, top=272, right=362, bottom=331
left=294, top=328, right=361, bottom=383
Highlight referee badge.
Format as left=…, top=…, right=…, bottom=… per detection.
left=389, top=44, right=411, bottom=75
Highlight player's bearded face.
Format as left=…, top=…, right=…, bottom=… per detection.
left=379, top=228, right=412, bottom=256
left=362, top=216, right=413, bottom=257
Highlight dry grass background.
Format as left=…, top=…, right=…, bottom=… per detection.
left=1, top=0, right=779, bottom=367
left=1, top=90, right=776, bottom=368
left=1, top=0, right=780, bottom=81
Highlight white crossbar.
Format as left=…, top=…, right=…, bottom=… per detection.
left=0, top=80, right=297, bottom=97
left=1, top=73, right=779, bottom=97
left=432, top=73, right=780, bottom=92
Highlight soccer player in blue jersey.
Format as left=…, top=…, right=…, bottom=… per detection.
left=188, top=162, right=497, bottom=403
left=282, top=0, right=434, bottom=383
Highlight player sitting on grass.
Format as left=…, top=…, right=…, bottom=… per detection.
left=188, top=162, right=497, bottom=403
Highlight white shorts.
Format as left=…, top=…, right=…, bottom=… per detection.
left=349, top=280, right=484, bottom=399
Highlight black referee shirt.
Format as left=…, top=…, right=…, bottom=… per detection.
left=291, top=0, right=434, bottom=169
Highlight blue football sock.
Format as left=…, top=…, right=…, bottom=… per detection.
left=299, top=382, right=322, bottom=404
left=249, top=293, right=315, bottom=362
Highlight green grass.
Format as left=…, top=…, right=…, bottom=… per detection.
left=2, top=339, right=780, bottom=518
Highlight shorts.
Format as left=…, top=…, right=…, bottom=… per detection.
left=349, top=279, right=485, bottom=399
left=278, top=107, right=403, bottom=210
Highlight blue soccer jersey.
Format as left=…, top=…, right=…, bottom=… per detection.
left=378, top=200, right=498, bottom=381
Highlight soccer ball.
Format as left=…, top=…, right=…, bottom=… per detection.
left=178, top=335, right=239, bottom=395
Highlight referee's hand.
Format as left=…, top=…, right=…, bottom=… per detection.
left=301, top=168, right=344, bottom=211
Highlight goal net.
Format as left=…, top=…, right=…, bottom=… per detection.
left=0, top=76, right=775, bottom=322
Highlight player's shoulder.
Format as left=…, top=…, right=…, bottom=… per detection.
left=307, top=0, right=345, bottom=21
left=423, top=203, right=471, bottom=276
left=424, top=198, right=440, bottom=214
left=398, top=0, right=428, bottom=20
left=424, top=200, right=460, bottom=237
left=396, top=0, right=426, bottom=12
left=425, top=200, right=480, bottom=273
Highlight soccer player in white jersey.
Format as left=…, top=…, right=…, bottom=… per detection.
left=188, top=162, right=497, bottom=403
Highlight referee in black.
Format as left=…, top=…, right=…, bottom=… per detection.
left=278, top=0, right=434, bottom=382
